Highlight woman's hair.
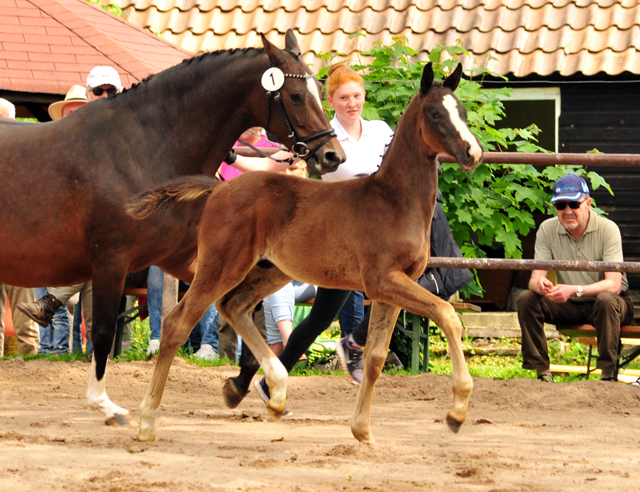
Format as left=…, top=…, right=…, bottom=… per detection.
left=326, top=63, right=364, bottom=98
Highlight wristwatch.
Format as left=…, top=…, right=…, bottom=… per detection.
left=576, top=285, right=583, bottom=297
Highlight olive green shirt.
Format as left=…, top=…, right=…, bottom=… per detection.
left=535, top=210, right=628, bottom=300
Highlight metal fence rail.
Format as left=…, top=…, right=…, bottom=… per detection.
left=428, top=257, right=640, bottom=273
left=235, top=148, right=640, bottom=167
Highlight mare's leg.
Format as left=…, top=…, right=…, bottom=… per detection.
left=216, top=265, right=293, bottom=418
left=137, top=286, right=218, bottom=441
left=223, top=288, right=350, bottom=408
left=86, top=267, right=136, bottom=425
left=351, top=301, right=400, bottom=443
left=367, top=272, right=473, bottom=434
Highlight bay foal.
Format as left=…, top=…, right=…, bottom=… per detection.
left=131, top=63, right=482, bottom=443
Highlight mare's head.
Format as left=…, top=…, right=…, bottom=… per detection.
left=261, top=30, right=346, bottom=175
left=415, top=63, right=482, bottom=171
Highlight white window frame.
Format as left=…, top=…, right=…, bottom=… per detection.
left=497, top=88, right=561, bottom=153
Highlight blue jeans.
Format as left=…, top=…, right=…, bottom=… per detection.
left=36, top=287, right=70, bottom=355
left=72, top=299, right=91, bottom=354
left=338, top=291, right=365, bottom=338
left=147, top=266, right=164, bottom=341
left=148, top=272, right=219, bottom=351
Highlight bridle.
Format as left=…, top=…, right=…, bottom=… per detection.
left=255, top=72, right=336, bottom=163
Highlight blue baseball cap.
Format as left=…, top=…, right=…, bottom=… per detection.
left=550, top=174, right=590, bottom=203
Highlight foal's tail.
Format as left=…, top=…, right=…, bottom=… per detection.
left=127, top=175, right=217, bottom=219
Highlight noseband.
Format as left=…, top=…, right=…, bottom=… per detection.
left=262, top=72, right=336, bottom=162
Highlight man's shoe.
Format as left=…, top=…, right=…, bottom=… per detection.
left=17, top=293, right=63, bottom=328
left=384, top=351, right=404, bottom=370
left=253, top=377, right=291, bottom=416
left=336, top=336, right=364, bottom=385
left=537, top=372, right=553, bottom=383
left=194, top=344, right=219, bottom=361
left=146, top=338, right=160, bottom=355
left=630, top=377, right=640, bottom=387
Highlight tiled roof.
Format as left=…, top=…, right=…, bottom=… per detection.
left=105, top=0, right=640, bottom=76
left=0, top=0, right=192, bottom=95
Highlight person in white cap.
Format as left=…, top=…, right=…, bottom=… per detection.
left=85, top=66, right=123, bottom=101
left=18, top=67, right=124, bottom=355
left=0, top=98, right=41, bottom=356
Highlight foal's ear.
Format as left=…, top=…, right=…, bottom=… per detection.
left=420, top=62, right=434, bottom=96
left=443, top=63, right=463, bottom=92
left=261, top=33, right=286, bottom=66
left=285, top=29, right=302, bottom=58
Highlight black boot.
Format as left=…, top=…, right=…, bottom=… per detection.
left=17, top=293, right=63, bottom=328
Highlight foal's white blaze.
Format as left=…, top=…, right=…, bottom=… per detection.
left=306, top=77, right=323, bottom=108
left=442, top=94, right=483, bottom=161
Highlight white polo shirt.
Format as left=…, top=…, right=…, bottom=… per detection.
left=321, top=117, right=394, bottom=182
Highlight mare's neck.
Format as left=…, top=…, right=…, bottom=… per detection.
left=108, top=51, right=271, bottom=180
left=373, top=97, right=440, bottom=216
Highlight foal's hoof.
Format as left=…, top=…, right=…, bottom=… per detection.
left=267, top=403, right=284, bottom=422
left=446, top=414, right=463, bottom=433
left=105, top=412, right=138, bottom=427
left=222, top=378, right=249, bottom=409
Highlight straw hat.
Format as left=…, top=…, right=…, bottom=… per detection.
left=48, top=85, right=88, bottom=120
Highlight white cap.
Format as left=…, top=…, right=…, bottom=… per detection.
left=86, top=66, right=123, bottom=92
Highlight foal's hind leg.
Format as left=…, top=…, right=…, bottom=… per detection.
left=351, top=301, right=400, bottom=443
left=217, top=265, right=293, bottom=418
left=137, top=288, right=217, bottom=442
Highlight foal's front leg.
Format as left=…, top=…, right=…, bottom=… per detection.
left=369, top=272, right=473, bottom=433
left=351, top=301, right=401, bottom=443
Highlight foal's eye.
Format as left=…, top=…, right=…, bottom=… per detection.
left=430, top=110, right=440, bottom=120
left=290, top=93, right=303, bottom=103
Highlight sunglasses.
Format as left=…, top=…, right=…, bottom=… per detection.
left=91, top=87, right=118, bottom=97
left=553, top=200, right=586, bottom=211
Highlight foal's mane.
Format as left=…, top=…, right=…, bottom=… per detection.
left=371, top=80, right=447, bottom=175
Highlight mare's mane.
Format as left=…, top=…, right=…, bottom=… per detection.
left=121, top=47, right=301, bottom=97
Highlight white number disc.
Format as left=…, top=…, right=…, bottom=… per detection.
left=261, top=67, right=285, bottom=91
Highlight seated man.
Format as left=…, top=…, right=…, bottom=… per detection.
left=517, top=174, right=634, bottom=382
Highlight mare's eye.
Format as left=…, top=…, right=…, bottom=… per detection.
left=430, top=110, right=440, bottom=120
left=290, top=93, right=303, bottom=103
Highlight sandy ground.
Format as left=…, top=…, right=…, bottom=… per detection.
left=1, top=357, right=639, bottom=492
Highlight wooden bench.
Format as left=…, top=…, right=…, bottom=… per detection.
left=555, top=324, right=640, bottom=379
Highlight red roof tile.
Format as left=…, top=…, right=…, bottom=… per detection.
left=103, top=0, right=640, bottom=77
left=0, top=0, right=192, bottom=95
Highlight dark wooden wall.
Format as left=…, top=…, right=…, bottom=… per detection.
left=559, top=82, right=640, bottom=288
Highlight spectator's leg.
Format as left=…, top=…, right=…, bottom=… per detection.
left=6, top=286, right=39, bottom=355
left=80, top=282, right=93, bottom=356
left=147, top=266, right=164, bottom=342
left=198, top=303, right=219, bottom=352
left=590, top=292, right=635, bottom=378
left=217, top=314, right=238, bottom=361
left=338, top=291, right=365, bottom=338
left=36, top=287, right=53, bottom=354
left=0, top=285, right=5, bottom=357
left=72, top=300, right=83, bottom=353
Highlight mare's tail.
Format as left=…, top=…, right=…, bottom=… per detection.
left=127, top=175, right=217, bottom=219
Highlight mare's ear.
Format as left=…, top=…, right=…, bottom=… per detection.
left=285, top=29, right=302, bottom=58
left=261, top=33, right=286, bottom=66
left=443, top=63, right=463, bottom=92
left=420, top=63, right=434, bottom=96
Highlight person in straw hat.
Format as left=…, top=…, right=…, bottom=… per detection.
left=48, top=85, right=88, bottom=121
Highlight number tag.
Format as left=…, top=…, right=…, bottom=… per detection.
left=261, top=67, right=285, bottom=91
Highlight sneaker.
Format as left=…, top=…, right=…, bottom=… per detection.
left=194, top=344, right=219, bottom=361
left=17, top=293, right=63, bottom=328
left=630, top=377, right=640, bottom=387
left=146, top=338, right=160, bottom=355
left=336, top=336, right=364, bottom=385
left=253, top=377, right=291, bottom=416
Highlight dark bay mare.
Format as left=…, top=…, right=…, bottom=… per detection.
left=128, top=63, right=482, bottom=443
left=0, top=30, right=344, bottom=426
